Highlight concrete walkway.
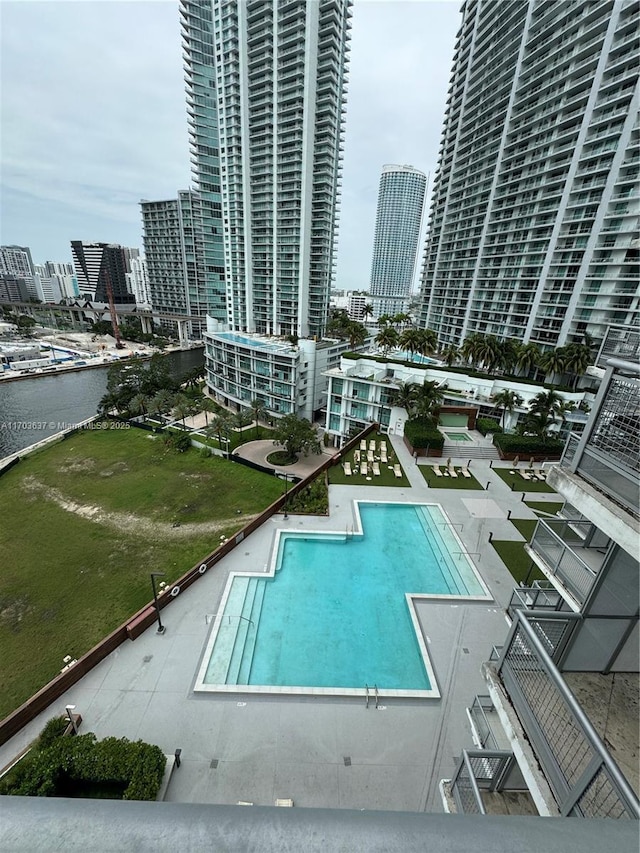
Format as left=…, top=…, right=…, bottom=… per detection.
left=0, top=433, right=560, bottom=813
left=233, top=439, right=333, bottom=479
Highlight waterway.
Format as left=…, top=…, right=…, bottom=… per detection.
left=0, top=348, right=204, bottom=458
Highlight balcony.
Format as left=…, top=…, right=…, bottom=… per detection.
left=526, top=519, right=603, bottom=607
left=491, top=611, right=639, bottom=819
left=448, top=749, right=537, bottom=816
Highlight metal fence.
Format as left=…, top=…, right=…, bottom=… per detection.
left=507, top=582, right=565, bottom=620
left=530, top=520, right=598, bottom=606
left=468, top=696, right=499, bottom=750
left=498, top=611, right=639, bottom=819
left=451, top=750, right=515, bottom=814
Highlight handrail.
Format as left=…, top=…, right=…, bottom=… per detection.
left=365, top=684, right=369, bottom=709
left=374, top=684, right=379, bottom=709
left=500, top=611, right=639, bottom=818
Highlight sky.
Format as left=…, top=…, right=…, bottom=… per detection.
left=0, top=0, right=461, bottom=291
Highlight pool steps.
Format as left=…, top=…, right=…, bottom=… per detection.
left=414, top=507, right=466, bottom=595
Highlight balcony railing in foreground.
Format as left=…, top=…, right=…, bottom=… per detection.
left=507, top=580, right=565, bottom=620
left=529, top=519, right=599, bottom=606
left=450, top=750, right=516, bottom=814
left=497, top=611, right=639, bottom=819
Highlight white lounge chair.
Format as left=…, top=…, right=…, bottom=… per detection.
left=361, top=463, right=368, bottom=476
left=344, top=462, right=352, bottom=476
left=448, top=466, right=458, bottom=478
left=360, top=440, right=367, bottom=451
left=433, top=465, right=443, bottom=477
left=380, top=441, right=387, bottom=451
left=372, top=462, right=381, bottom=476
left=393, top=464, right=402, bottom=479
left=367, top=450, right=375, bottom=462
left=354, top=450, right=360, bottom=463
left=461, top=467, right=472, bottom=478
left=519, top=470, right=532, bottom=481
left=369, top=440, right=376, bottom=451
left=535, top=468, right=546, bottom=480
left=380, top=450, right=388, bottom=463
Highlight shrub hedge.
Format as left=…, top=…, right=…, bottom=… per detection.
left=476, top=417, right=503, bottom=436
left=0, top=733, right=165, bottom=800
left=404, top=418, right=445, bottom=450
left=494, top=433, right=564, bottom=455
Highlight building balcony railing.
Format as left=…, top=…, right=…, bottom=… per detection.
left=507, top=580, right=566, bottom=621
left=527, top=519, right=601, bottom=607
left=450, top=750, right=518, bottom=814
left=496, top=610, right=639, bottom=819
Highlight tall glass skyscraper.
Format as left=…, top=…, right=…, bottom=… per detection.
left=180, top=0, right=353, bottom=339
left=369, top=164, right=426, bottom=318
left=419, top=0, right=639, bottom=351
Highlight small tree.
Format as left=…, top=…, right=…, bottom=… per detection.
left=250, top=398, right=267, bottom=438
left=207, top=412, right=233, bottom=457
left=273, top=414, right=321, bottom=462
left=492, top=389, right=524, bottom=430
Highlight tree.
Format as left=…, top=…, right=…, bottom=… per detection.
left=201, top=396, right=220, bottom=428
left=151, top=389, right=177, bottom=416
left=475, top=335, right=502, bottom=373
left=492, top=389, right=524, bottom=430
left=399, top=328, right=422, bottom=361
left=129, top=394, right=150, bottom=418
left=519, top=389, right=566, bottom=438
left=233, top=408, right=253, bottom=430
left=362, top=303, right=374, bottom=322
left=460, top=333, right=483, bottom=368
left=375, top=325, right=399, bottom=355
left=413, top=380, right=444, bottom=424
left=515, top=342, right=541, bottom=378
left=416, top=328, right=438, bottom=359
left=440, top=343, right=459, bottom=367
left=563, top=343, right=591, bottom=389
left=539, top=348, right=567, bottom=386
left=207, top=412, right=233, bottom=457
left=346, top=321, right=367, bottom=349
left=172, top=394, right=192, bottom=429
left=390, top=381, right=419, bottom=416
left=273, top=414, right=321, bottom=461
left=250, top=398, right=267, bottom=438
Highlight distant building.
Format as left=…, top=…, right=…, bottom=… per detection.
left=126, top=256, right=151, bottom=309
left=0, top=245, right=35, bottom=278
left=33, top=266, right=63, bottom=303
left=347, top=293, right=369, bottom=322
left=70, top=242, right=135, bottom=304
left=418, top=0, right=640, bottom=351
left=0, top=275, right=29, bottom=303
left=369, top=165, right=426, bottom=320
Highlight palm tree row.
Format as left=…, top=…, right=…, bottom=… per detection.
left=445, top=333, right=592, bottom=388
left=375, top=325, right=438, bottom=359
left=516, top=389, right=577, bottom=439
left=389, top=379, right=444, bottom=424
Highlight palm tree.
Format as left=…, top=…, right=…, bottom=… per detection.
left=476, top=335, right=502, bottom=373
left=390, top=381, right=419, bottom=416
left=460, top=333, right=483, bottom=368
left=346, top=321, right=367, bottom=350
left=391, top=312, right=411, bottom=329
left=128, top=393, right=149, bottom=418
left=172, top=394, right=192, bottom=429
left=515, top=342, right=541, bottom=378
left=375, top=325, right=399, bottom=355
left=499, top=339, right=520, bottom=375
left=201, top=396, right=220, bottom=428
left=377, top=313, right=393, bottom=328
left=208, top=412, right=233, bottom=457
left=539, top=348, right=567, bottom=386
left=399, top=328, right=422, bottom=361
left=362, top=303, right=374, bottom=322
left=416, top=328, right=438, bottom=359
left=522, top=389, right=566, bottom=437
left=492, top=389, right=524, bottom=430
left=152, top=389, right=176, bottom=416
left=563, top=343, right=591, bottom=389
left=440, top=343, right=459, bottom=367
left=413, top=380, right=444, bottom=424
left=250, top=398, right=267, bottom=439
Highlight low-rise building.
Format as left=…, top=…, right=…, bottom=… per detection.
left=204, top=322, right=372, bottom=422
left=324, top=353, right=591, bottom=442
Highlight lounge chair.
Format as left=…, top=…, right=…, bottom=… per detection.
left=354, top=450, right=360, bottom=463
left=393, top=464, right=402, bottom=479
left=369, top=440, right=376, bottom=451
left=344, top=462, right=352, bottom=476
left=366, top=450, right=374, bottom=463
left=519, top=470, right=532, bottom=481
left=535, top=468, right=546, bottom=480
left=461, top=467, right=472, bottom=478
left=361, top=463, right=368, bottom=476
left=275, top=799, right=294, bottom=807
left=380, top=441, right=387, bottom=451
left=433, top=464, right=443, bottom=477
left=360, top=440, right=367, bottom=451
left=448, top=466, right=458, bottom=478
left=372, top=462, right=381, bottom=476
left=380, top=450, right=388, bottom=463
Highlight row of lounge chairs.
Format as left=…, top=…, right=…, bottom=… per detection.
left=432, top=464, right=471, bottom=479
left=343, top=461, right=402, bottom=479
left=360, top=439, right=387, bottom=453
left=513, top=468, right=547, bottom=481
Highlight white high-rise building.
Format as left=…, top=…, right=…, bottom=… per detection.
left=126, top=256, right=151, bottom=309
left=369, top=165, right=426, bottom=320
left=419, top=0, right=640, bottom=351
left=0, top=245, right=34, bottom=278
left=181, top=0, right=353, bottom=339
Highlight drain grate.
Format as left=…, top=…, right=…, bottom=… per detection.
left=210, top=759, right=219, bottom=769
left=343, top=756, right=351, bottom=767
left=142, top=655, right=153, bottom=663
left=462, top=648, right=469, bottom=654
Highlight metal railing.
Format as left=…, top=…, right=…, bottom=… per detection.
left=469, top=696, right=499, bottom=750
left=508, top=582, right=565, bottom=620
left=497, top=610, right=639, bottom=819
left=529, top=520, right=598, bottom=606
left=451, top=750, right=515, bottom=815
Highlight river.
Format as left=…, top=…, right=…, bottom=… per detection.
left=0, top=348, right=204, bottom=458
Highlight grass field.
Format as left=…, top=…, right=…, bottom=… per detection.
left=0, top=426, right=286, bottom=720
left=524, top=501, right=564, bottom=516
left=490, top=516, right=545, bottom=585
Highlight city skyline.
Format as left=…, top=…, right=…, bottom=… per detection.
left=0, top=0, right=460, bottom=290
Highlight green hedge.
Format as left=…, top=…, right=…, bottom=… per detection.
left=404, top=418, right=445, bottom=450
left=494, top=433, right=564, bottom=455
left=0, top=733, right=165, bottom=800
left=476, top=417, right=503, bottom=436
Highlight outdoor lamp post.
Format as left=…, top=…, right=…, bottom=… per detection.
left=65, top=704, right=77, bottom=735
left=150, top=572, right=166, bottom=634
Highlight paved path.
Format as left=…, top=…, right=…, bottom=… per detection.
left=232, top=439, right=333, bottom=479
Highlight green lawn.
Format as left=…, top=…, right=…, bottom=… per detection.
left=525, top=500, right=564, bottom=516
left=418, top=464, right=485, bottom=490
left=492, top=467, right=557, bottom=493
left=327, top=438, right=409, bottom=487
left=491, top=541, right=546, bottom=585
left=0, top=427, right=286, bottom=720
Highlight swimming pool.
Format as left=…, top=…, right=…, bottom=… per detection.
left=445, top=432, right=472, bottom=442
left=195, top=502, right=491, bottom=698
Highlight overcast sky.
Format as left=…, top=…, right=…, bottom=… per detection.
left=0, top=0, right=460, bottom=290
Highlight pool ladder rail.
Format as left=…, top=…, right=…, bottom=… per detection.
left=365, top=684, right=380, bottom=709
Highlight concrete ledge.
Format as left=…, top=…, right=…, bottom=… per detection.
left=156, top=755, right=176, bottom=802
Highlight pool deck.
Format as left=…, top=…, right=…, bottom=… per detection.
left=0, top=438, right=549, bottom=812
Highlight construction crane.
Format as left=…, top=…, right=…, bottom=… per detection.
left=104, top=270, right=124, bottom=349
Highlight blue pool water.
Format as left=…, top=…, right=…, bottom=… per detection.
left=202, top=503, right=487, bottom=692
